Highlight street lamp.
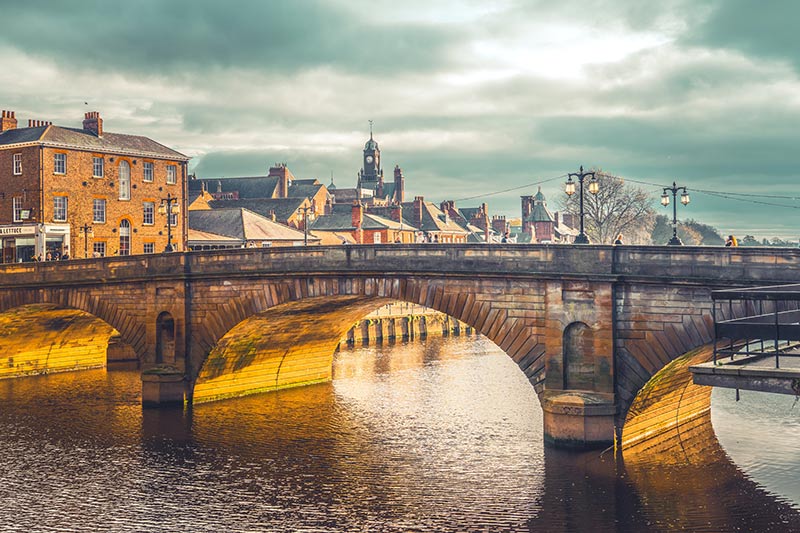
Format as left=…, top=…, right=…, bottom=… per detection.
left=297, top=205, right=312, bottom=246
left=661, top=182, right=690, bottom=245
left=565, top=165, right=599, bottom=244
left=79, top=223, right=93, bottom=258
left=158, top=193, right=180, bottom=252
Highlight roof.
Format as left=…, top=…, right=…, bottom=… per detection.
left=530, top=202, right=554, bottom=223
left=401, top=200, right=470, bottom=235
left=189, top=208, right=313, bottom=242
left=288, top=181, right=325, bottom=199
left=0, top=125, right=189, bottom=161
left=207, top=197, right=306, bottom=222
left=309, top=205, right=418, bottom=232
left=187, top=228, right=241, bottom=245
left=189, top=175, right=280, bottom=198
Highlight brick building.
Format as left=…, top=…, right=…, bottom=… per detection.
left=0, top=110, right=189, bottom=261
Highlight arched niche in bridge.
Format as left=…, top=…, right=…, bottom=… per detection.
left=155, top=312, right=176, bottom=365
left=562, top=321, right=595, bottom=390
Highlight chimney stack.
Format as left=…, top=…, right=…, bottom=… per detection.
left=268, top=163, right=296, bottom=198
left=413, top=196, right=424, bottom=229
left=1, top=110, right=18, bottom=132
left=393, top=165, right=405, bottom=203
left=83, top=111, right=103, bottom=137
left=351, top=201, right=364, bottom=243
left=390, top=203, right=403, bottom=223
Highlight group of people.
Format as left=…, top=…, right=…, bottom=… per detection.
left=30, top=250, right=70, bottom=262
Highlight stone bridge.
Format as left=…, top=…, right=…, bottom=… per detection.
left=1, top=244, right=797, bottom=450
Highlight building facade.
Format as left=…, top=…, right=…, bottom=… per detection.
left=0, top=110, right=189, bottom=261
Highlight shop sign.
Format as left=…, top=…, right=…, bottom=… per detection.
left=0, top=226, right=31, bottom=236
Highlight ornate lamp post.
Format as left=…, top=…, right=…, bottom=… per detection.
left=79, top=223, right=93, bottom=258
left=297, top=205, right=312, bottom=246
left=661, top=182, right=690, bottom=245
left=158, top=193, right=180, bottom=252
left=565, top=165, right=599, bottom=244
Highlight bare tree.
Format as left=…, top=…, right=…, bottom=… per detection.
left=560, top=170, right=655, bottom=244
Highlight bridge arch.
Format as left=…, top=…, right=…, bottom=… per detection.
left=0, top=303, right=126, bottom=378
left=0, top=288, right=147, bottom=365
left=188, top=275, right=548, bottom=404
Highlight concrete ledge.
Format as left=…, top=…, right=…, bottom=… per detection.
left=690, top=360, right=800, bottom=395
left=541, top=391, right=616, bottom=450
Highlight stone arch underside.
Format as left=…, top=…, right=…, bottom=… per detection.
left=0, top=304, right=120, bottom=378
left=0, top=288, right=146, bottom=364
left=190, top=276, right=547, bottom=403
left=620, top=344, right=715, bottom=452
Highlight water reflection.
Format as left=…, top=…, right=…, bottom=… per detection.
left=0, top=335, right=798, bottom=532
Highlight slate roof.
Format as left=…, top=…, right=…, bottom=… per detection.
left=189, top=208, right=313, bottom=242
left=189, top=176, right=281, bottom=198
left=0, top=125, right=188, bottom=160
left=207, top=198, right=306, bottom=222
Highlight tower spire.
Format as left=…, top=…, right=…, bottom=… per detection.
left=368, top=119, right=373, bottom=140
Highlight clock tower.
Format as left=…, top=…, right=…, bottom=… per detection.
left=359, top=121, right=382, bottom=192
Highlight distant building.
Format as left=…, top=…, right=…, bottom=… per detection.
left=188, top=207, right=317, bottom=249
left=0, top=109, right=189, bottom=261
left=520, top=187, right=577, bottom=243
left=310, top=202, right=416, bottom=244
left=400, top=196, right=471, bottom=243
left=330, top=127, right=405, bottom=206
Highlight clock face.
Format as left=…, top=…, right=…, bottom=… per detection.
left=366, top=155, right=374, bottom=164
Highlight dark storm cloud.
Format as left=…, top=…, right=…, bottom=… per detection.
left=685, top=0, right=800, bottom=70
left=0, top=0, right=459, bottom=75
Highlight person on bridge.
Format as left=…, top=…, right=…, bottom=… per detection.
left=725, top=235, right=738, bottom=247
left=614, top=233, right=624, bottom=245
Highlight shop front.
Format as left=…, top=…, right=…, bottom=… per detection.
left=0, top=224, right=71, bottom=263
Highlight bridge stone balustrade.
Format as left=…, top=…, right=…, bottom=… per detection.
left=1, top=244, right=799, bottom=450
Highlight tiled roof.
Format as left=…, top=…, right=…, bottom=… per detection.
left=207, top=197, right=306, bottom=222
left=189, top=208, right=312, bottom=242
left=401, top=201, right=469, bottom=234
left=0, top=125, right=188, bottom=160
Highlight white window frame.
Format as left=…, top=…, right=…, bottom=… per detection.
left=93, top=241, right=106, bottom=258
left=373, top=232, right=381, bottom=244
left=93, top=198, right=106, bottom=224
left=143, top=242, right=155, bottom=254
left=53, top=196, right=68, bottom=222
left=119, top=219, right=131, bottom=256
left=12, top=197, right=22, bottom=222
left=166, top=165, right=176, bottom=185
left=92, top=156, right=104, bottom=178
left=143, top=162, right=154, bottom=182
left=54, top=153, right=66, bottom=174
left=143, top=202, right=154, bottom=225
left=119, top=161, right=131, bottom=200
left=169, top=212, right=178, bottom=227
left=13, top=153, right=21, bottom=175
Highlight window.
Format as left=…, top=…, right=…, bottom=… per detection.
left=13, top=153, right=21, bottom=175
left=93, top=199, right=106, bottom=223
left=92, top=241, right=106, bottom=258
left=53, top=196, right=68, bottom=222
left=54, top=153, right=66, bottom=174
left=143, top=242, right=155, bottom=254
left=166, top=165, right=176, bottom=185
left=119, top=161, right=130, bottom=200
left=169, top=212, right=178, bottom=227
left=12, top=197, right=22, bottom=222
left=92, top=157, right=104, bottom=178
left=143, top=162, right=154, bottom=182
left=119, top=219, right=131, bottom=256
left=373, top=232, right=381, bottom=244
left=143, top=201, right=154, bottom=225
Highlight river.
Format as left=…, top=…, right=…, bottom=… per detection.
left=0, top=335, right=798, bottom=532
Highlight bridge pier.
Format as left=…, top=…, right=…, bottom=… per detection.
left=541, top=391, right=616, bottom=449
left=141, top=367, right=186, bottom=407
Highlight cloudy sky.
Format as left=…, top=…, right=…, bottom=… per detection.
left=1, top=0, right=799, bottom=238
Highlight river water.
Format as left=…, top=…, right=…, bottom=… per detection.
left=0, top=335, right=798, bottom=532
